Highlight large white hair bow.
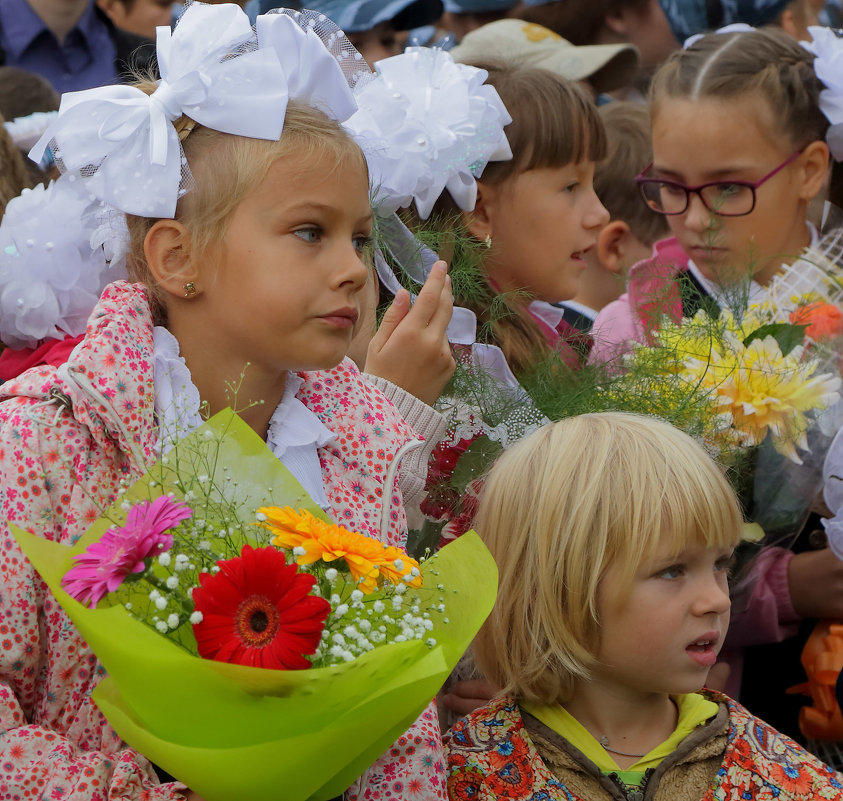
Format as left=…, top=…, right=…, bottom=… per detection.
left=344, top=47, right=512, bottom=218
left=0, top=176, right=127, bottom=349
left=256, top=11, right=358, bottom=122
left=802, top=26, right=843, bottom=162
left=30, top=3, right=331, bottom=218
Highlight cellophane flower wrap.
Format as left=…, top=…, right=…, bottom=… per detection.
left=12, top=410, right=497, bottom=801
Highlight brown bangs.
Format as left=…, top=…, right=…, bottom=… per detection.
left=474, top=62, right=607, bottom=185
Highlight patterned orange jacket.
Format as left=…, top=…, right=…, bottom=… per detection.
left=444, top=693, right=843, bottom=801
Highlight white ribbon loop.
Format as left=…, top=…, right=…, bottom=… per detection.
left=802, top=26, right=843, bottom=162
left=30, top=3, right=289, bottom=218
left=343, top=46, right=512, bottom=218
left=257, top=12, right=358, bottom=122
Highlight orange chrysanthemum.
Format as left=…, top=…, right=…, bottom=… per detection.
left=378, top=545, right=423, bottom=589
left=257, top=507, right=422, bottom=593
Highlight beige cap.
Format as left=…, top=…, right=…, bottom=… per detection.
left=449, top=20, right=640, bottom=94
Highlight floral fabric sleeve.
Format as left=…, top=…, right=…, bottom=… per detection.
left=346, top=701, right=447, bottom=801
left=0, top=400, right=184, bottom=801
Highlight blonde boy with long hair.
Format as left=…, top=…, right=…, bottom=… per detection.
left=444, top=412, right=843, bottom=801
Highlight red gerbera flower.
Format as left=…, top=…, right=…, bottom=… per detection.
left=192, top=545, right=330, bottom=670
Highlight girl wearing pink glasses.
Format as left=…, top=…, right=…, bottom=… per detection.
left=589, top=26, right=843, bottom=721
left=590, top=27, right=835, bottom=362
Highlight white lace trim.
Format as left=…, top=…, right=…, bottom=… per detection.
left=152, top=326, right=335, bottom=508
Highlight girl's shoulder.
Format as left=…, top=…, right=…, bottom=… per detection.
left=445, top=695, right=523, bottom=747
left=296, top=358, right=417, bottom=441
left=713, top=692, right=843, bottom=799
left=0, top=280, right=157, bottom=468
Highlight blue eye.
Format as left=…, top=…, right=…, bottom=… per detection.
left=353, top=234, right=373, bottom=255
left=656, top=564, right=684, bottom=580
left=294, top=227, right=321, bottom=243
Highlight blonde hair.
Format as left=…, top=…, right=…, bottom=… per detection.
left=125, top=83, right=367, bottom=322
left=594, top=102, right=669, bottom=247
left=472, top=412, right=742, bottom=704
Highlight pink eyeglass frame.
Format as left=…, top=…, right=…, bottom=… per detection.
left=635, top=151, right=802, bottom=216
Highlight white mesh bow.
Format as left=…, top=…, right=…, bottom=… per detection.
left=256, top=11, right=359, bottom=122
left=344, top=47, right=512, bottom=219
left=0, top=176, right=127, bottom=349
left=30, top=3, right=290, bottom=218
left=803, top=26, right=843, bottom=162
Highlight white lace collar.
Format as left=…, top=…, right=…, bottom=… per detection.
left=152, top=326, right=336, bottom=508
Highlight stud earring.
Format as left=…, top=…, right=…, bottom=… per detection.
left=183, top=282, right=197, bottom=298
left=483, top=235, right=492, bottom=249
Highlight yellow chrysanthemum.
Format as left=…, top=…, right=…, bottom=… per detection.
left=682, top=336, right=840, bottom=463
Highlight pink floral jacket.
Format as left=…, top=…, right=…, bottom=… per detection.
left=0, top=282, right=446, bottom=801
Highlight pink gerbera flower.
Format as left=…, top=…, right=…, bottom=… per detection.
left=62, top=496, right=192, bottom=608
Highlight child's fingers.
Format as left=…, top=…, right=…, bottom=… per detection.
left=427, top=273, right=453, bottom=335
left=369, top=289, right=410, bottom=350
left=408, top=261, right=448, bottom=327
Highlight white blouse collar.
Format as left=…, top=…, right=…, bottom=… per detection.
left=152, top=326, right=336, bottom=508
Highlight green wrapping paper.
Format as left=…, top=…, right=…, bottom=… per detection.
left=12, top=411, right=498, bottom=800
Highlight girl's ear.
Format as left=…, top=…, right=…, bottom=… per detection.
left=461, top=181, right=498, bottom=242
left=798, top=140, right=831, bottom=201
left=144, top=219, right=200, bottom=300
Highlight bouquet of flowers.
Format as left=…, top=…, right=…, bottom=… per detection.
left=419, top=291, right=841, bottom=545
left=622, top=304, right=840, bottom=463
left=13, top=410, right=497, bottom=801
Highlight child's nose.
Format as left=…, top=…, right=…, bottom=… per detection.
left=683, top=193, right=715, bottom=234
left=694, top=573, right=731, bottom=617
left=585, top=191, right=610, bottom=230
left=334, top=245, right=370, bottom=292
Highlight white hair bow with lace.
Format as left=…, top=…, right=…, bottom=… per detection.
left=343, top=47, right=512, bottom=219
left=29, top=4, right=359, bottom=218
left=803, top=26, right=843, bottom=162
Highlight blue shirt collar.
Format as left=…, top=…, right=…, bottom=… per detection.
left=1, top=0, right=100, bottom=59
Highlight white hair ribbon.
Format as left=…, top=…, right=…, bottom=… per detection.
left=256, top=12, right=358, bottom=122
left=0, top=176, right=127, bottom=349
left=682, top=22, right=755, bottom=49
left=802, top=26, right=843, bottom=162
left=343, top=46, right=512, bottom=219
left=30, top=3, right=289, bottom=217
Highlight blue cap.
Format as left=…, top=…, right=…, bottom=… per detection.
left=442, top=0, right=517, bottom=11
left=657, top=0, right=790, bottom=42
left=307, top=0, right=442, bottom=31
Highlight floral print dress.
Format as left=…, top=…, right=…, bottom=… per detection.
left=0, top=282, right=447, bottom=801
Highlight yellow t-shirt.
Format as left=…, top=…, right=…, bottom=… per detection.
left=522, top=693, right=719, bottom=789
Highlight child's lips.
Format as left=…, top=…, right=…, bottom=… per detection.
left=688, top=244, right=727, bottom=260
left=686, top=632, right=720, bottom=667
left=571, top=245, right=594, bottom=263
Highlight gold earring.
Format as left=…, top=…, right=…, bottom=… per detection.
left=183, top=282, right=197, bottom=298
left=483, top=235, right=492, bottom=249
